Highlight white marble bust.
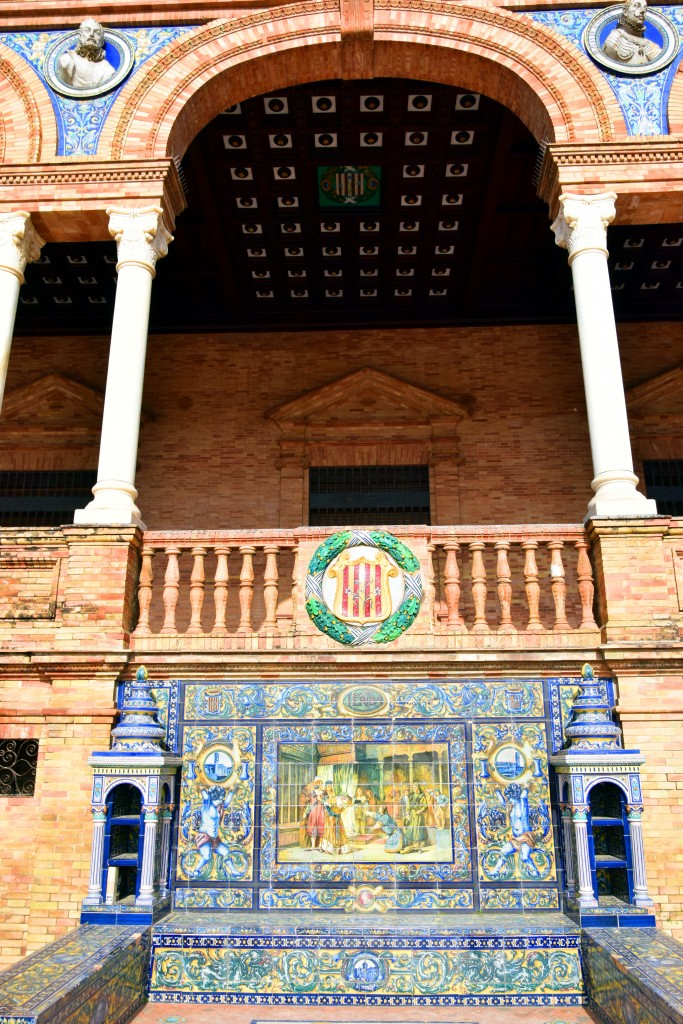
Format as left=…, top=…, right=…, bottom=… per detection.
left=602, top=0, right=662, bottom=66
left=57, top=18, right=116, bottom=90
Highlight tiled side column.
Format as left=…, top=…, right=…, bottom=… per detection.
left=572, top=805, right=599, bottom=909
left=0, top=212, right=45, bottom=410
left=628, top=805, right=655, bottom=907
left=551, top=193, right=656, bottom=519
left=75, top=206, right=172, bottom=528
left=137, top=805, right=159, bottom=906
left=82, top=807, right=107, bottom=906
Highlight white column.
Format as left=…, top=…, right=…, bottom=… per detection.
left=158, top=804, right=174, bottom=895
left=572, top=806, right=599, bottom=908
left=74, top=206, right=172, bottom=528
left=137, top=805, right=159, bottom=905
left=561, top=804, right=576, bottom=900
left=83, top=807, right=107, bottom=905
left=0, top=212, right=45, bottom=411
left=628, top=805, right=654, bottom=907
left=551, top=193, right=657, bottom=519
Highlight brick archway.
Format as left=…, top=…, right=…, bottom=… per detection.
left=102, top=2, right=626, bottom=164
left=0, top=43, right=58, bottom=162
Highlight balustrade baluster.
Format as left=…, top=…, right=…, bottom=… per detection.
left=289, top=544, right=299, bottom=635
left=443, top=541, right=464, bottom=630
left=263, top=545, right=280, bottom=633
left=133, top=545, right=154, bottom=636
left=426, top=542, right=437, bottom=626
left=548, top=540, right=571, bottom=631
left=522, top=540, right=544, bottom=632
left=160, top=546, right=181, bottom=636
left=469, top=541, right=488, bottom=633
left=495, top=541, right=516, bottom=634
left=237, top=545, right=256, bottom=634
left=186, top=547, right=207, bottom=636
left=211, top=545, right=230, bottom=637
left=575, top=539, right=598, bottom=629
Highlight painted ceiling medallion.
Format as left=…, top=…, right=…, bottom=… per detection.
left=305, top=529, right=423, bottom=645
left=318, top=166, right=381, bottom=207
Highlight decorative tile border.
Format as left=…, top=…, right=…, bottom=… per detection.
left=149, top=932, right=583, bottom=1003
left=174, top=888, right=253, bottom=909
left=183, top=678, right=544, bottom=721
left=530, top=7, right=683, bottom=135
left=480, top=888, right=560, bottom=910
left=258, top=888, right=474, bottom=912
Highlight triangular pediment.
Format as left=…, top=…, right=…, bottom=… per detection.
left=627, top=366, right=683, bottom=416
left=1, top=374, right=104, bottom=432
left=269, top=368, right=469, bottom=429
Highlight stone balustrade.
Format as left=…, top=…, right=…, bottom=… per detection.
left=131, top=525, right=600, bottom=649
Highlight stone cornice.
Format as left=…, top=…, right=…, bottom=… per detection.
left=0, top=158, right=185, bottom=241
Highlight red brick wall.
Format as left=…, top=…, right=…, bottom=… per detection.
left=3, top=321, right=681, bottom=530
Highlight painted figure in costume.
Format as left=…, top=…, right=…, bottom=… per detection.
left=369, top=805, right=405, bottom=852
left=399, top=786, right=410, bottom=826
left=298, top=785, right=311, bottom=848
left=340, top=794, right=359, bottom=838
left=602, top=0, right=661, bottom=66
left=58, top=19, right=116, bottom=89
left=489, top=782, right=540, bottom=878
left=191, top=786, right=232, bottom=875
left=302, top=777, right=326, bottom=849
left=403, top=783, right=429, bottom=853
left=355, top=790, right=368, bottom=833
left=321, top=788, right=351, bottom=855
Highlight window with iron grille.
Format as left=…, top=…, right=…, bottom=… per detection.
left=0, top=739, right=38, bottom=796
left=309, top=465, right=430, bottom=526
left=643, top=460, right=683, bottom=515
left=0, top=470, right=96, bottom=527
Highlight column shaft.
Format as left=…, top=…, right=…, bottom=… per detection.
left=628, top=811, right=654, bottom=907
left=0, top=212, right=45, bottom=411
left=75, top=206, right=172, bottom=527
left=552, top=193, right=656, bottom=519
left=137, top=810, right=158, bottom=905
left=572, top=813, right=598, bottom=908
left=83, top=813, right=106, bottom=905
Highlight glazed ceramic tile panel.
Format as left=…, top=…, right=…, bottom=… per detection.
left=164, top=677, right=586, bottom=912
left=149, top=931, right=583, bottom=1004
left=176, top=726, right=256, bottom=882
left=0, top=925, right=149, bottom=1024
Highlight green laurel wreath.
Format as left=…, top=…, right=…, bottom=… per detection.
left=306, top=531, right=422, bottom=645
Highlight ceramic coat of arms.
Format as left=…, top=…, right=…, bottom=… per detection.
left=305, top=530, right=423, bottom=645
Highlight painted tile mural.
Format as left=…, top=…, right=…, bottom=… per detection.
left=176, top=726, right=256, bottom=882
left=260, top=722, right=471, bottom=883
left=473, top=723, right=556, bottom=883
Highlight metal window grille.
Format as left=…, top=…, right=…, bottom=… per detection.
left=309, top=465, right=430, bottom=526
left=0, top=470, right=97, bottom=527
left=643, top=460, right=683, bottom=516
left=0, top=739, right=38, bottom=796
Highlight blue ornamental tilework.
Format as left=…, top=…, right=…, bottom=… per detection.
left=530, top=7, right=683, bottom=135
left=149, top=930, right=583, bottom=1004
left=259, top=722, right=471, bottom=884
left=174, top=888, right=253, bottom=909
left=473, top=723, right=556, bottom=884
left=479, top=888, right=560, bottom=910
left=582, top=927, right=683, bottom=1024
left=183, top=677, right=544, bottom=720
left=176, top=725, right=256, bottom=883
left=0, top=924, right=149, bottom=1024
left=258, top=887, right=474, bottom=911
left=0, top=27, right=193, bottom=156
left=120, top=678, right=179, bottom=754
left=546, top=676, right=613, bottom=753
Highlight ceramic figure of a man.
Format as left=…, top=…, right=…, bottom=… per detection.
left=602, top=0, right=661, bottom=66
left=58, top=18, right=116, bottom=89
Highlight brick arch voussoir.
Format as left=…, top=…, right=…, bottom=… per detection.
left=105, top=1, right=625, bottom=163
left=0, top=44, right=58, bottom=162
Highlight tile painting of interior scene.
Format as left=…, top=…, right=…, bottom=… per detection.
left=277, top=741, right=453, bottom=863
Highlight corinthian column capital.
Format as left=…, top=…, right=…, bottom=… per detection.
left=0, top=212, right=45, bottom=282
left=551, top=192, right=617, bottom=265
left=107, top=205, right=173, bottom=275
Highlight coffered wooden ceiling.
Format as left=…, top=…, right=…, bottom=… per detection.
left=15, top=78, right=683, bottom=335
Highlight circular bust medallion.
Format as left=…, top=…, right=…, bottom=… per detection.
left=305, top=529, right=423, bottom=645
left=44, top=27, right=135, bottom=99
left=583, top=5, right=679, bottom=76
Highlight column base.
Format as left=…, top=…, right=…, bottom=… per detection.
left=586, top=470, right=658, bottom=520
left=74, top=479, right=147, bottom=529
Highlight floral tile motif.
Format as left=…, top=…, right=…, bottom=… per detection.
left=174, top=888, right=253, bottom=910
left=258, top=887, right=474, bottom=912
left=0, top=26, right=193, bottom=155
left=480, top=888, right=560, bottom=911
